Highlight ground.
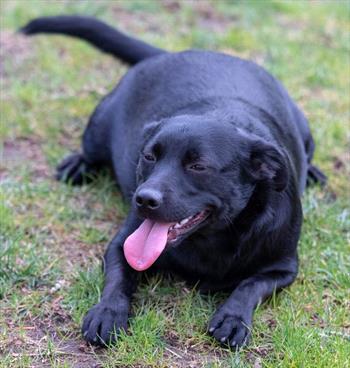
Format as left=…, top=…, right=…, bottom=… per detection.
left=0, top=1, right=349, bottom=367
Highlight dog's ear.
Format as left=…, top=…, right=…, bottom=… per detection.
left=244, top=138, right=289, bottom=191
left=142, top=120, right=163, bottom=143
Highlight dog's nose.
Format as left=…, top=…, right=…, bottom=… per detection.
left=135, top=188, right=163, bottom=210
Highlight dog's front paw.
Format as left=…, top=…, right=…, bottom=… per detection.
left=82, top=300, right=129, bottom=346
left=208, top=309, right=251, bottom=348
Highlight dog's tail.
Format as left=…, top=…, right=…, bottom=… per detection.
left=19, top=15, right=166, bottom=65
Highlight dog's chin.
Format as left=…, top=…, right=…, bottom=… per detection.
left=166, top=208, right=212, bottom=247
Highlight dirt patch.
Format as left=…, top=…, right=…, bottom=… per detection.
left=0, top=30, right=32, bottom=78
left=332, top=152, right=350, bottom=174
left=1, top=137, right=50, bottom=181
left=111, top=1, right=236, bottom=43
left=193, top=1, right=238, bottom=33
left=51, top=230, right=107, bottom=272
left=1, top=324, right=103, bottom=368
left=0, top=290, right=105, bottom=368
left=111, top=5, right=166, bottom=34
left=163, top=331, right=228, bottom=367
left=163, top=0, right=236, bottom=33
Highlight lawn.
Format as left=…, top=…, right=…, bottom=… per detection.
left=0, top=0, right=349, bottom=367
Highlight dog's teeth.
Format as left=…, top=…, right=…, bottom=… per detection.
left=174, top=223, right=181, bottom=229
left=180, top=218, right=189, bottom=225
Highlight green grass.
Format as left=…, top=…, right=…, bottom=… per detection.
left=1, top=0, right=349, bottom=367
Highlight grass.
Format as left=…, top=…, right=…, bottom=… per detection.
left=1, top=0, right=349, bottom=367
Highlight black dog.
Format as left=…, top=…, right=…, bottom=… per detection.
left=21, top=16, right=326, bottom=348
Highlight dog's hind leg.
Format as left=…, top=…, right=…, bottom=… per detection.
left=307, top=163, right=327, bottom=187
left=292, top=104, right=327, bottom=187
left=56, top=152, right=100, bottom=185
left=304, top=134, right=327, bottom=187
left=56, top=104, right=112, bottom=185
left=56, top=135, right=107, bottom=186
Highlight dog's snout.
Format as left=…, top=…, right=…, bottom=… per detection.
left=135, top=188, right=163, bottom=210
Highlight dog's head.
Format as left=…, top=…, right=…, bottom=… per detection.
left=124, top=114, right=289, bottom=271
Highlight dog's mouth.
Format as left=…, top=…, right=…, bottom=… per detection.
left=167, top=209, right=211, bottom=242
left=123, top=209, right=211, bottom=271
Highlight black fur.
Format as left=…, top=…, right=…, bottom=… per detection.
left=20, top=15, right=164, bottom=65
left=21, top=16, right=326, bottom=348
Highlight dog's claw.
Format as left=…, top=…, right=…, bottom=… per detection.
left=208, top=311, right=251, bottom=349
left=82, top=301, right=129, bottom=346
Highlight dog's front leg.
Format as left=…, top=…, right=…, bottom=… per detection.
left=82, top=212, right=141, bottom=345
left=208, top=259, right=298, bottom=348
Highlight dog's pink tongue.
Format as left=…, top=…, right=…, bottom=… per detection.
left=124, top=219, right=172, bottom=271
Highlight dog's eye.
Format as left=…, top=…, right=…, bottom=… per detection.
left=188, top=164, right=206, bottom=172
left=143, top=153, right=156, bottom=162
